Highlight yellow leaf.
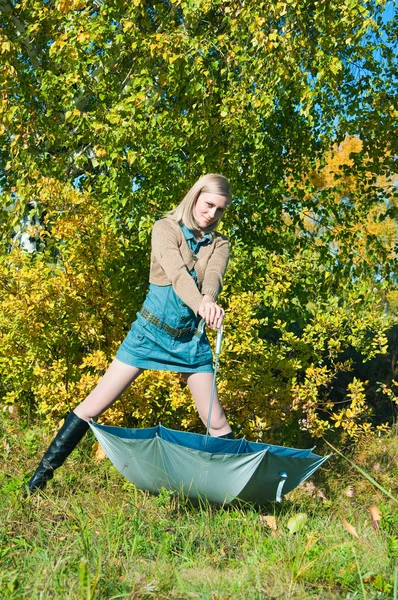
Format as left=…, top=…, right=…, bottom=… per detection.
left=90, top=441, right=106, bottom=462
left=342, top=519, right=359, bottom=539
left=77, top=32, right=90, bottom=43
left=57, top=0, right=83, bottom=11
left=49, top=39, right=67, bottom=57
left=369, top=505, right=381, bottom=533
left=57, top=0, right=73, bottom=12
left=260, top=515, right=277, bottom=534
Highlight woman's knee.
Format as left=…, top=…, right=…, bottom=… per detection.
left=209, top=415, right=228, bottom=432
left=72, top=407, right=91, bottom=422
left=73, top=403, right=98, bottom=422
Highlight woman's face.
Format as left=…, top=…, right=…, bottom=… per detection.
left=193, top=192, right=230, bottom=229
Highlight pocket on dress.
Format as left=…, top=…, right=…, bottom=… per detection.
left=132, top=318, right=147, bottom=339
left=190, top=333, right=212, bottom=365
left=121, top=318, right=152, bottom=355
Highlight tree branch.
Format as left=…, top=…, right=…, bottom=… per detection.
left=0, top=0, right=41, bottom=71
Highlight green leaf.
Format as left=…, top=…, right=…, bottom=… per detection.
left=287, top=513, right=308, bottom=534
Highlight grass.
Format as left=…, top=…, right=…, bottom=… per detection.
left=1, top=409, right=397, bottom=599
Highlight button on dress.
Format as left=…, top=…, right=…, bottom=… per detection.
left=115, top=224, right=214, bottom=372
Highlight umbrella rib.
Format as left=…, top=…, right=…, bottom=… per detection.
left=156, top=435, right=174, bottom=489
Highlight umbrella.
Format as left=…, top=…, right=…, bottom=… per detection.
left=89, top=327, right=330, bottom=504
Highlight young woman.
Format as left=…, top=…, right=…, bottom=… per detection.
left=28, top=173, right=234, bottom=493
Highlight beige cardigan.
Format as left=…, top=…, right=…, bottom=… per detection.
left=149, top=218, right=230, bottom=314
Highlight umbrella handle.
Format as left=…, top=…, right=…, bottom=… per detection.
left=195, top=318, right=206, bottom=338
left=205, top=325, right=224, bottom=446
left=276, top=472, right=288, bottom=503
left=216, top=325, right=223, bottom=356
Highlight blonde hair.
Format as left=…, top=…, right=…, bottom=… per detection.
left=167, top=173, right=232, bottom=234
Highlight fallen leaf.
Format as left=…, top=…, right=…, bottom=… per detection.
left=342, top=519, right=359, bottom=539
left=301, top=480, right=328, bottom=503
left=344, top=486, right=355, bottom=497
left=302, top=480, right=316, bottom=491
left=369, top=505, right=381, bottom=533
left=260, top=515, right=277, bottom=534
left=90, top=441, right=106, bottom=462
left=287, top=513, right=308, bottom=534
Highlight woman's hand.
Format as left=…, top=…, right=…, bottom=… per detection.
left=198, top=295, right=225, bottom=330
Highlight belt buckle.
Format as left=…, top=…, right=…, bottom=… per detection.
left=177, top=325, right=193, bottom=338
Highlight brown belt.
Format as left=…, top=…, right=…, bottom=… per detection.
left=140, top=306, right=200, bottom=339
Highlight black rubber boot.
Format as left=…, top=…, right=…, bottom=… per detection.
left=27, top=412, right=90, bottom=493
left=218, top=431, right=235, bottom=440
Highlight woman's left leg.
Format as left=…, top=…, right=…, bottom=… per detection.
left=182, top=372, right=233, bottom=437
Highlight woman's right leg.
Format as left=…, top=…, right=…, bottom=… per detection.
left=74, top=359, right=143, bottom=421
left=28, top=359, right=143, bottom=493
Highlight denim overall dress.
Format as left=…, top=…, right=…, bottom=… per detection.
left=115, top=224, right=213, bottom=372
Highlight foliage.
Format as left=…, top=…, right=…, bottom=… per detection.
left=0, top=179, right=144, bottom=419
left=220, top=245, right=394, bottom=441
left=0, top=1, right=397, bottom=441
left=1, top=0, right=396, bottom=229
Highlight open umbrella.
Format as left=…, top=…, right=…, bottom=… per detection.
left=89, top=327, right=330, bottom=504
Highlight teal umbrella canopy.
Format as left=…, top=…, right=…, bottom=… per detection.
left=89, top=422, right=330, bottom=504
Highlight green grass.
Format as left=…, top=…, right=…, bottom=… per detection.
left=1, top=410, right=397, bottom=599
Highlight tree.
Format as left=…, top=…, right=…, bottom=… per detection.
left=0, top=0, right=396, bottom=441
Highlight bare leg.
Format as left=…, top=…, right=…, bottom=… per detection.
left=27, top=358, right=143, bottom=493
left=74, top=358, right=144, bottom=421
left=182, top=372, right=232, bottom=437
